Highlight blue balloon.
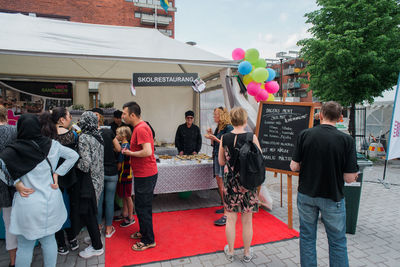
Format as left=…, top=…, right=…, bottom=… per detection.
left=238, top=61, right=253, bottom=75
left=266, top=68, right=276, bottom=82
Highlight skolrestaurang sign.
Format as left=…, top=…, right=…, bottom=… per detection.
left=132, top=73, right=198, bottom=87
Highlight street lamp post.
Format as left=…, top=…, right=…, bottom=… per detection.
left=280, top=58, right=283, bottom=98
left=276, top=51, right=299, bottom=101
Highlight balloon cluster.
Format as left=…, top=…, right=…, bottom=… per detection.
left=232, top=48, right=279, bottom=102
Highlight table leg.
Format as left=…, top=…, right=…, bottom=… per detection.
left=280, top=173, right=283, bottom=207
left=287, top=175, right=293, bottom=229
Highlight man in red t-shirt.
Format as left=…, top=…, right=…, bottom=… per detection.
left=122, top=101, right=158, bottom=251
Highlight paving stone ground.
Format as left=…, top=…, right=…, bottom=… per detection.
left=1, top=161, right=399, bottom=266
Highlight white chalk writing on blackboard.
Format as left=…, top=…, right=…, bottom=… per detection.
left=284, top=114, right=308, bottom=123
left=257, top=103, right=312, bottom=172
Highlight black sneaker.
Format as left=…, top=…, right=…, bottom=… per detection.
left=69, top=238, right=79, bottom=251
left=120, top=217, right=136, bottom=227
left=215, top=207, right=224, bottom=214
left=58, top=246, right=69, bottom=256
left=214, top=215, right=227, bottom=226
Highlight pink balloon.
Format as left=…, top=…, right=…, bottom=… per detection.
left=247, top=81, right=261, bottom=96
left=256, top=89, right=269, bottom=102
left=232, top=48, right=245, bottom=60
left=265, top=81, right=280, bottom=94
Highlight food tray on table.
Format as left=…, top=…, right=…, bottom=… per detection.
left=175, top=154, right=212, bottom=161
left=157, top=154, right=212, bottom=165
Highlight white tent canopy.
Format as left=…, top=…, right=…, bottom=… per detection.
left=0, top=13, right=236, bottom=82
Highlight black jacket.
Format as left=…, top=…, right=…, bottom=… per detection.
left=175, top=123, right=202, bottom=155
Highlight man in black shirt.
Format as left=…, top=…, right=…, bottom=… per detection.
left=109, top=110, right=132, bottom=135
left=175, top=110, right=202, bottom=155
left=290, top=101, right=358, bottom=267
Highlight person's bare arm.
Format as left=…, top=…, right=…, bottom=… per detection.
left=113, top=137, right=121, bottom=153
left=252, top=134, right=261, bottom=151
left=123, top=143, right=152, bottom=158
left=344, top=172, right=358, bottom=183
left=218, top=136, right=226, bottom=166
left=290, top=160, right=300, bottom=172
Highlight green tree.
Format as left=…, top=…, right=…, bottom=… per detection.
left=298, top=0, right=400, bottom=137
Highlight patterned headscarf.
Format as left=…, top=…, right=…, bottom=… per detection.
left=79, top=111, right=104, bottom=145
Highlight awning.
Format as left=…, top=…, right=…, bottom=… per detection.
left=0, top=13, right=237, bottom=82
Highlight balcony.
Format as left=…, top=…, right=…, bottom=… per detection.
left=134, top=2, right=177, bottom=12
left=275, top=96, right=301, bottom=102
left=140, top=13, right=172, bottom=26
left=282, top=82, right=301, bottom=90
left=283, top=67, right=301, bottom=75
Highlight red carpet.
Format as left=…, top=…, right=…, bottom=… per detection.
left=105, top=207, right=299, bottom=266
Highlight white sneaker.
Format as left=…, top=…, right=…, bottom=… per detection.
left=224, top=244, right=234, bottom=262
left=79, top=245, right=104, bottom=259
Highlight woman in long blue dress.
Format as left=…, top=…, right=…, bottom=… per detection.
left=0, top=114, right=79, bottom=267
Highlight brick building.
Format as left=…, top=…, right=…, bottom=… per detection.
left=270, top=58, right=313, bottom=102
left=0, top=0, right=176, bottom=37
left=0, top=0, right=178, bottom=109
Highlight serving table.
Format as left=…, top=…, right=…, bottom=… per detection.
left=154, top=159, right=217, bottom=194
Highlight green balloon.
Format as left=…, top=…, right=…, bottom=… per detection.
left=245, top=48, right=259, bottom=64
left=255, top=58, right=267, bottom=68
left=252, top=67, right=269, bottom=83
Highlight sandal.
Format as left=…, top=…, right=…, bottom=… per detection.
left=105, top=226, right=116, bottom=238
left=132, top=241, right=156, bottom=251
left=130, top=231, right=142, bottom=239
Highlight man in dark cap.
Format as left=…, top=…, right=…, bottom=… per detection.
left=175, top=110, right=202, bottom=155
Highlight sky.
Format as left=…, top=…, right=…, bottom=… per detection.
left=175, top=0, right=319, bottom=60
left=175, top=0, right=397, bottom=102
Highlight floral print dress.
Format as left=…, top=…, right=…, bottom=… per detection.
left=222, top=132, right=259, bottom=213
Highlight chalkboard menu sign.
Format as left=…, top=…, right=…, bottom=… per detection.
left=255, top=102, right=314, bottom=174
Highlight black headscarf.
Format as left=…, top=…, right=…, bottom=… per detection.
left=0, top=114, right=52, bottom=180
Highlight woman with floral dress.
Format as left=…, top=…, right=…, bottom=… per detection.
left=218, top=107, right=261, bottom=263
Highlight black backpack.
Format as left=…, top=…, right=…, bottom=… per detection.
left=234, top=132, right=265, bottom=190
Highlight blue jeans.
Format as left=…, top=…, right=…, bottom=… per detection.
left=97, top=174, right=118, bottom=226
left=297, top=192, right=349, bottom=267
left=16, top=234, right=57, bottom=267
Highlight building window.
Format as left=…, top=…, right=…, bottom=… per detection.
left=134, top=12, right=141, bottom=18
left=158, top=29, right=172, bottom=37
left=125, top=0, right=133, bottom=2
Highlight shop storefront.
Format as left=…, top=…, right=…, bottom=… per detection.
left=0, top=80, right=73, bottom=114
